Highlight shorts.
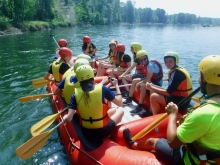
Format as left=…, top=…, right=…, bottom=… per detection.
left=81, top=119, right=116, bottom=139
left=132, top=74, right=146, bottom=80
left=155, top=138, right=185, bottom=165
left=165, top=96, right=191, bottom=109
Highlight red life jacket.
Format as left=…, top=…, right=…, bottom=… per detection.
left=119, top=53, right=131, bottom=68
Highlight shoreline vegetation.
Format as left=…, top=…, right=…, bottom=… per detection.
left=1, top=0, right=220, bottom=36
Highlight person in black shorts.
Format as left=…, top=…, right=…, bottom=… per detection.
left=145, top=51, right=193, bottom=115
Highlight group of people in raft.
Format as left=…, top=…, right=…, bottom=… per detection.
left=43, top=35, right=220, bottom=165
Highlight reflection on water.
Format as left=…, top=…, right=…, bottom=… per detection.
left=1, top=24, right=220, bottom=164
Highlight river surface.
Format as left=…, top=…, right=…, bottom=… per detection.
left=0, top=24, right=220, bottom=165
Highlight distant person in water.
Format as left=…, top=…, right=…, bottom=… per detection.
left=44, top=47, right=72, bottom=85
left=63, top=65, right=124, bottom=140
left=54, top=39, right=68, bottom=60
left=96, top=40, right=118, bottom=76
left=82, top=35, right=97, bottom=68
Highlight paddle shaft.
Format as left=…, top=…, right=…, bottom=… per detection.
left=50, top=34, right=60, bottom=48
left=110, top=84, right=131, bottom=89
left=132, top=86, right=201, bottom=140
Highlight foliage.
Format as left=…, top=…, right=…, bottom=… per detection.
left=0, top=0, right=220, bottom=30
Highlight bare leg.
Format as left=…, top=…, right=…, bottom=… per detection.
left=150, top=93, right=166, bottom=115
left=107, top=108, right=116, bottom=116
left=139, top=83, right=146, bottom=104
left=96, top=63, right=103, bottom=76
left=128, top=78, right=141, bottom=97
left=121, top=76, right=132, bottom=91
left=110, top=108, right=124, bottom=125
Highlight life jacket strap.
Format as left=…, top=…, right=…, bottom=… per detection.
left=81, top=114, right=108, bottom=124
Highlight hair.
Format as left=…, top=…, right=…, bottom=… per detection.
left=78, top=78, right=95, bottom=107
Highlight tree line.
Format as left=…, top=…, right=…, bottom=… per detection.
left=0, top=0, right=220, bottom=26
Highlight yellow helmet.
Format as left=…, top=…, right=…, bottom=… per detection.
left=77, top=54, right=92, bottom=62
left=164, top=51, right=179, bottom=65
left=109, top=41, right=117, bottom=47
left=136, top=50, right=148, bottom=59
left=76, top=65, right=94, bottom=82
left=198, top=55, right=220, bottom=85
left=130, top=42, right=142, bottom=53
left=74, top=58, right=90, bottom=72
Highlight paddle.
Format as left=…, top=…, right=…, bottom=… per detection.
left=50, top=34, right=60, bottom=48
left=110, top=84, right=132, bottom=89
left=31, top=107, right=67, bottom=136
left=16, top=121, right=64, bottom=160
left=192, top=96, right=202, bottom=104
left=32, top=78, right=50, bottom=89
left=18, top=93, right=53, bottom=102
left=131, top=86, right=201, bottom=140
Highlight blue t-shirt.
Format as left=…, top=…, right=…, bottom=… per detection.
left=69, top=85, right=115, bottom=109
left=58, top=76, right=78, bottom=89
left=147, top=61, right=160, bottom=74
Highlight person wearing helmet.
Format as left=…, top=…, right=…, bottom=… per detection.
left=63, top=65, right=124, bottom=139
left=106, top=44, right=131, bottom=79
left=53, top=58, right=90, bottom=105
left=54, top=39, right=68, bottom=59
left=82, top=35, right=97, bottom=68
left=145, top=51, right=192, bottom=115
left=123, top=55, right=220, bottom=165
left=123, top=50, right=163, bottom=116
left=118, top=42, right=145, bottom=97
left=76, top=54, right=97, bottom=73
left=44, top=47, right=73, bottom=85
left=96, top=40, right=119, bottom=76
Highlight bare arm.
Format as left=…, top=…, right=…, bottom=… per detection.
left=111, top=79, right=122, bottom=107
left=63, top=109, right=76, bottom=122
left=150, top=84, right=170, bottom=96
left=120, top=63, right=136, bottom=77
left=54, top=87, right=63, bottom=95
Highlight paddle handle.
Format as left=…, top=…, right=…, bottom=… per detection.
left=50, top=34, right=60, bottom=48
left=110, top=84, right=132, bottom=89
left=132, top=113, right=168, bottom=140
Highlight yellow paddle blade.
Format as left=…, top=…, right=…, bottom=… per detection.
left=32, top=78, right=46, bottom=84
left=31, top=111, right=62, bottom=136
left=32, top=81, right=49, bottom=89
left=16, top=129, right=54, bottom=160
left=132, top=113, right=168, bottom=140
left=18, top=93, right=53, bottom=102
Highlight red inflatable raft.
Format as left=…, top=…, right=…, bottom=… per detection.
left=46, top=75, right=176, bottom=165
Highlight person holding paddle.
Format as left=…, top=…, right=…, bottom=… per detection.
left=95, top=40, right=118, bottom=76
left=53, top=58, right=90, bottom=106
left=63, top=65, right=124, bottom=139
left=123, top=50, right=163, bottom=117
left=146, top=51, right=192, bottom=115
left=123, top=55, right=220, bottom=165
left=44, top=47, right=73, bottom=85
left=54, top=39, right=68, bottom=59
left=118, top=42, right=143, bottom=97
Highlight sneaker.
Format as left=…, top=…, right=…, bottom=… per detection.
left=123, top=98, right=132, bottom=105
left=138, top=110, right=153, bottom=118
left=130, top=106, right=142, bottom=113
left=123, top=128, right=135, bottom=149
left=121, top=91, right=129, bottom=98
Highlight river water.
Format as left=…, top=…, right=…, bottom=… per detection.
left=0, top=24, right=220, bottom=165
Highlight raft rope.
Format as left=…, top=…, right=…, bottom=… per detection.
left=50, top=86, right=103, bottom=165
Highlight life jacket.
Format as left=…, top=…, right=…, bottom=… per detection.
left=88, top=44, right=94, bottom=54
left=63, top=67, right=75, bottom=80
left=168, top=67, right=192, bottom=97
left=109, top=49, right=118, bottom=64
left=142, top=59, right=163, bottom=82
left=119, top=53, right=131, bottom=68
left=62, top=75, right=80, bottom=105
left=184, top=100, right=220, bottom=165
left=52, top=57, right=64, bottom=85
left=75, top=84, right=109, bottom=129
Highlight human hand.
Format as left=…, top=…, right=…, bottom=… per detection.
left=118, top=75, right=123, bottom=80
left=165, top=102, right=178, bottom=115
left=146, top=82, right=152, bottom=90
left=110, top=78, right=118, bottom=86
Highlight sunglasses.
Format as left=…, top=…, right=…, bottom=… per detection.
left=139, top=58, right=147, bottom=62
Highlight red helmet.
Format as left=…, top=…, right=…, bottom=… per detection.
left=111, top=39, right=118, bottom=46
left=83, top=36, right=91, bottom=43
left=59, top=47, right=72, bottom=58
left=116, top=44, right=125, bottom=52
left=58, top=39, right=68, bottom=47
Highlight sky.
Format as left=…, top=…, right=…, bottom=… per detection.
left=120, top=0, right=220, bottom=18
